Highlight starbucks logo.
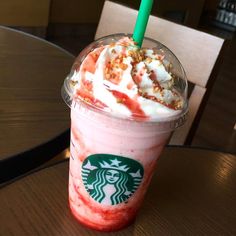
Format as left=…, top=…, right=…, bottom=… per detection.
left=81, top=154, right=144, bottom=205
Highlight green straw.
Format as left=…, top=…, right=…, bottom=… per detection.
left=133, top=0, right=153, bottom=48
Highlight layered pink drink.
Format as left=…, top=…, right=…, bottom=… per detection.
left=62, top=34, right=188, bottom=231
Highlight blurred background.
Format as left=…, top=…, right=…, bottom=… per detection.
left=0, top=0, right=235, bottom=153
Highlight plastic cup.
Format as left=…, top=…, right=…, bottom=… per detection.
left=62, top=34, right=188, bottom=231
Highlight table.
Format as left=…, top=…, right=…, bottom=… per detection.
left=0, top=26, right=74, bottom=182
left=1, top=147, right=236, bottom=235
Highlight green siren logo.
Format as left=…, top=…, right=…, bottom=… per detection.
left=81, top=154, right=144, bottom=205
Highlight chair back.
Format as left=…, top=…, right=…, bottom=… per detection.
left=95, top=0, right=225, bottom=145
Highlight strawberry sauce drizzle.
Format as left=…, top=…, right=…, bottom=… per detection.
left=75, top=47, right=108, bottom=109
left=110, top=90, right=147, bottom=119
left=76, top=89, right=107, bottom=109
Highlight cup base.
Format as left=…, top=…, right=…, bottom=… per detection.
left=69, top=200, right=135, bottom=232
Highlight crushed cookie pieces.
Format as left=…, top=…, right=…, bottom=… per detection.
left=111, top=49, right=116, bottom=54
left=70, top=80, right=78, bottom=86
left=119, top=63, right=128, bottom=70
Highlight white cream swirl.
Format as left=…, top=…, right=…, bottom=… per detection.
left=71, top=37, right=183, bottom=119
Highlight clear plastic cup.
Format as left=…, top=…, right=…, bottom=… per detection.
left=62, top=34, right=188, bottom=231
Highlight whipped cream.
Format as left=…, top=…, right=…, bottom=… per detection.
left=70, top=37, right=184, bottom=119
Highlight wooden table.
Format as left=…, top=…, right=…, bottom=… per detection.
left=0, top=26, right=74, bottom=182
left=1, top=147, right=236, bottom=235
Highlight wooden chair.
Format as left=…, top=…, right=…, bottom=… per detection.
left=95, top=0, right=226, bottom=145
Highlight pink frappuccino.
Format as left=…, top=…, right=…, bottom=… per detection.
left=62, top=34, right=188, bottom=231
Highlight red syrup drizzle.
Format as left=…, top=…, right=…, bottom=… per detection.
left=76, top=89, right=107, bottom=109
left=75, top=47, right=108, bottom=109
left=110, top=90, right=148, bottom=120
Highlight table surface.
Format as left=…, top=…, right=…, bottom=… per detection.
left=0, top=26, right=74, bottom=181
left=1, top=147, right=236, bottom=235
